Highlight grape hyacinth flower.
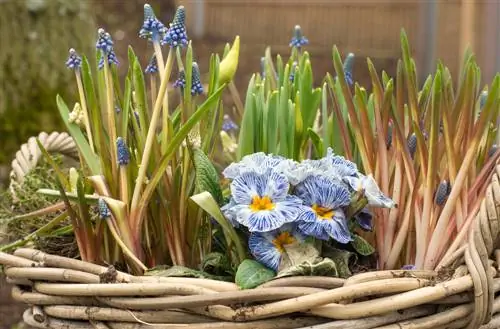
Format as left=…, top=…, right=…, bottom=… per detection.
left=173, top=63, right=204, bottom=95
left=65, top=48, right=82, bottom=70
left=248, top=224, right=306, bottom=271
left=173, top=70, right=186, bottom=89
left=223, top=170, right=303, bottom=232
left=289, top=25, right=308, bottom=48
left=489, top=144, right=498, bottom=158
left=402, top=264, right=416, bottom=270
left=191, top=62, right=204, bottom=95
left=96, top=28, right=119, bottom=69
left=145, top=54, right=158, bottom=74
left=289, top=61, right=298, bottom=82
left=98, top=198, right=111, bottom=218
left=434, top=180, right=451, bottom=206
left=116, top=137, right=130, bottom=166
left=222, top=114, right=238, bottom=132
left=295, top=175, right=352, bottom=243
left=343, top=53, right=355, bottom=86
left=163, top=6, right=188, bottom=47
left=139, top=4, right=167, bottom=43
left=407, top=133, right=417, bottom=159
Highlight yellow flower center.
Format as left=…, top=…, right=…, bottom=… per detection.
left=272, top=231, right=296, bottom=253
left=312, top=204, right=334, bottom=220
left=250, top=195, right=275, bottom=211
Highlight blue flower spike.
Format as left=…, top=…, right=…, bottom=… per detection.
left=222, top=114, right=239, bottom=132
left=289, top=61, right=298, bottom=82
left=139, top=4, right=167, bottom=43
left=98, top=198, right=111, bottom=219
left=289, top=25, right=308, bottom=48
left=163, top=6, right=188, bottom=48
left=343, top=53, right=355, bottom=86
left=434, top=180, right=451, bottom=206
left=116, top=137, right=130, bottom=166
left=224, top=170, right=303, bottom=232
left=145, top=54, right=158, bottom=74
left=248, top=224, right=305, bottom=271
left=173, top=70, right=186, bottom=89
left=295, top=176, right=352, bottom=243
left=96, top=28, right=119, bottom=69
left=191, top=62, right=204, bottom=95
left=65, top=48, right=82, bottom=70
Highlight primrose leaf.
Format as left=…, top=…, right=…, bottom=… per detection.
left=235, top=259, right=275, bottom=289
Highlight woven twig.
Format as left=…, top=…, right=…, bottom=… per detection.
left=8, top=131, right=78, bottom=201
left=1, top=161, right=499, bottom=329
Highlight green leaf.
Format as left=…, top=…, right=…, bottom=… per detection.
left=351, top=234, right=375, bottom=256
left=145, top=265, right=232, bottom=282
left=308, top=128, right=324, bottom=158
left=192, top=148, right=223, bottom=205
left=277, top=257, right=339, bottom=278
left=202, top=252, right=234, bottom=277
left=266, top=91, right=279, bottom=154
left=237, top=75, right=257, bottom=159
left=322, top=245, right=357, bottom=278
left=190, top=191, right=245, bottom=265
left=235, top=259, right=276, bottom=289
left=120, top=77, right=132, bottom=139
left=56, top=96, right=101, bottom=174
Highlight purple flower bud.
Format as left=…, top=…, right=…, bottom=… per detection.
left=222, top=114, right=238, bottom=132
left=98, top=198, right=111, bottom=218
left=139, top=4, right=168, bottom=43
left=289, top=25, right=308, bottom=48
left=407, top=133, right=417, bottom=159
left=145, top=54, right=158, bottom=74
left=162, top=6, right=188, bottom=48
left=434, top=180, right=451, bottom=206
left=116, top=137, right=130, bottom=166
left=65, top=48, right=82, bottom=70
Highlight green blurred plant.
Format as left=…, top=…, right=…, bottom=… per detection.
left=0, top=0, right=95, bottom=164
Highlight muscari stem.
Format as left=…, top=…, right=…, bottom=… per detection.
left=130, top=48, right=174, bottom=223
left=119, top=166, right=129, bottom=208
left=154, top=42, right=172, bottom=155
left=103, top=59, right=118, bottom=187
left=75, top=71, right=95, bottom=152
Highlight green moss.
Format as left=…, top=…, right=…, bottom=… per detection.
left=0, top=0, right=95, bottom=164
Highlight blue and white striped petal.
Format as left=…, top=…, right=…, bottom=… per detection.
left=297, top=209, right=352, bottom=243
left=222, top=153, right=294, bottom=180
left=344, top=174, right=395, bottom=208
left=248, top=223, right=305, bottom=271
left=294, top=175, right=351, bottom=210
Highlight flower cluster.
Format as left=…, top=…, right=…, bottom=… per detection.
left=96, top=28, right=119, bottom=69
left=145, top=54, right=158, bottom=74
left=173, top=62, right=204, bottom=95
left=139, top=4, right=168, bottom=43
left=289, top=25, right=308, bottom=48
left=163, top=6, right=188, bottom=48
left=65, top=48, right=82, bottom=70
left=221, top=149, right=394, bottom=271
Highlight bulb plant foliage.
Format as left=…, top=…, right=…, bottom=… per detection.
left=2, top=4, right=242, bottom=275
left=234, top=26, right=500, bottom=273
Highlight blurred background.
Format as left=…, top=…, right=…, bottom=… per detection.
left=0, top=0, right=496, bottom=327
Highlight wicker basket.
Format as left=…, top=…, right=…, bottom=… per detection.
left=1, top=136, right=500, bottom=328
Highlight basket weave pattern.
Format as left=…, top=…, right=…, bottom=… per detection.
left=1, top=145, right=500, bottom=328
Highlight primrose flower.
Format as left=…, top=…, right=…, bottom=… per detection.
left=289, top=25, right=308, bottom=48
left=116, top=137, right=130, bottom=166
left=163, top=6, right=188, bottom=47
left=354, top=207, right=373, bottom=231
left=65, top=48, right=82, bottom=70
left=248, top=223, right=305, bottom=271
left=343, top=53, right=355, bottom=86
left=222, top=114, right=238, bottom=132
left=98, top=198, right=111, bottom=218
left=222, top=153, right=294, bottom=180
left=139, top=4, right=167, bottom=43
left=224, top=170, right=303, bottom=232
left=145, top=54, right=158, bottom=74
left=295, top=176, right=352, bottom=243
left=344, top=174, right=396, bottom=208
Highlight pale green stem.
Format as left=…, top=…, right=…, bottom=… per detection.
left=75, top=71, right=95, bottom=152
left=178, top=147, right=191, bottom=250
left=106, top=217, right=147, bottom=273
left=119, top=165, right=129, bottom=209
left=153, top=42, right=172, bottom=155
left=103, top=59, right=117, bottom=184
left=130, top=48, right=174, bottom=217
